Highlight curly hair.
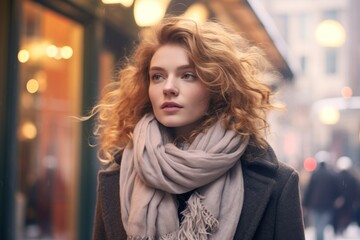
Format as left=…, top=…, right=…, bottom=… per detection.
left=90, top=16, right=279, bottom=164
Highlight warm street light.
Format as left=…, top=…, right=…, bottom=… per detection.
left=101, top=0, right=134, bottom=7
left=134, top=0, right=170, bottom=27
left=312, top=97, right=360, bottom=125
left=315, top=19, right=346, bottom=47
left=182, top=3, right=209, bottom=23
left=318, top=106, right=340, bottom=125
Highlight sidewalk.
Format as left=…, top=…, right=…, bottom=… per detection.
left=305, top=224, right=360, bottom=240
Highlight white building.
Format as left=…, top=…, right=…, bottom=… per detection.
left=257, top=0, right=360, bottom=168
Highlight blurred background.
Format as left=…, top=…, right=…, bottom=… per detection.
left=0, top=0, right=359, bottom=239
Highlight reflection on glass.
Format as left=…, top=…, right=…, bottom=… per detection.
left=16, top=1, right=83, bottom=239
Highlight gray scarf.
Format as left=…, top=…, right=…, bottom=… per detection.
left=120, top=114, right=249, bottom=239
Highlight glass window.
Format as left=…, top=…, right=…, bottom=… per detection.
left=300, top=55, right=307, bottom=75
left=16, top=1, right=83, bottom=239
left=276, top=14, right=289, bottom=43
left=325, top=48, right=337, bottom=75
left=323, top=9, right=338, bottom=20
left=299, top=13, right=309, bottom=40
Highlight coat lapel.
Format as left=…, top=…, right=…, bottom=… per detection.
left=234, top=143, right=279, bottom=240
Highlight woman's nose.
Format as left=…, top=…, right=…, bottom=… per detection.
left=163, top=77, right=179, bottom=96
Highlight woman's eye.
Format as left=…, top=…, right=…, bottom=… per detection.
left=182, top=73, right=196, bottom=81
left=150, top=73, right=164, bottom=81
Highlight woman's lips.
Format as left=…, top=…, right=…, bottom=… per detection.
left=161, top=102, right=183, bottom=112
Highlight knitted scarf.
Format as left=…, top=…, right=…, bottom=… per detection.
left=120, top=114, right=249, bottom=239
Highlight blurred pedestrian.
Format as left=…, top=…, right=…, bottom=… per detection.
left=333, top=156, right=360, bottom=236
left=303, top=151, right=340, bottom=240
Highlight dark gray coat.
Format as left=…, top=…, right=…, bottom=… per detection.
left=93, top=144, right=305, bottom=240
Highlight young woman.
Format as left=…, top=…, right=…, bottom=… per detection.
left=91, top=17, right=305, bottom=240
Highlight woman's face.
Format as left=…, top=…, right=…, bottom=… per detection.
left=148, top=44, right=210, bottom=137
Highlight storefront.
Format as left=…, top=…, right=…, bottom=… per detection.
left=0, top=0, right=133, bottom=239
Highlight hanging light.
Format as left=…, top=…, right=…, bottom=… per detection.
left=182, top=3, right=209, bottom=23
left=134, top=0, right=170, bottom=27
left=315, top=19, right=346, bottom=47
left=101, top=0, right=134, bottom=7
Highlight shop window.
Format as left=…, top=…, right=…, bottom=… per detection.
left=299, top=13, right=309, bottom=41
left=276, top=14, right=289, bottom=43
left=323, top=9, right=338, bottom=20
left=300, top=55, right=307, bottom=75
left=16, top=1, right=83, bottom=239
left=325, top=48, right=337, bottom=75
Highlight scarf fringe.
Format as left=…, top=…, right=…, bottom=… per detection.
left=127, top=231, right=177, bottom=240
left=178, top=192, right=219, bottom=240
left=127, top=236, right=155, bottom=240
left=161, top=231, right=178, bottom=240
left=127, top=192, right=218, bottom=240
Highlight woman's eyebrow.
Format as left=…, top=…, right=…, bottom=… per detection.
left=177, top=64, right=194, bottom=70
left=149, top=66, right=164, bottom=72
left=149, top=65, right=194, bottom=72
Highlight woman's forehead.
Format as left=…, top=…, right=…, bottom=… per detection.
left=150, top=44, right=192, bottom=68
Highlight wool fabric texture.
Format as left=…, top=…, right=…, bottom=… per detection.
left=120, top=113, right=249, bottom=239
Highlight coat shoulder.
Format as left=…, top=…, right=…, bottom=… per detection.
left=236, top=143, right=305, bottom=240
left=242, top=142, right=298, bottom=179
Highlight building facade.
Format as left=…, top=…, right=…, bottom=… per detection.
left=259, top=0, right=360, bottom=170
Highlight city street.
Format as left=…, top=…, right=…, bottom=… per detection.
left=305, top=224, right=360, bottom=240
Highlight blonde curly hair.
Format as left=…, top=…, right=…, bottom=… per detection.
left=90, top=16, right=279, bottom=164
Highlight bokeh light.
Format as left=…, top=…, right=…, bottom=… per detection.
left=341, top=86, right=352, bottom=98
left=315, top=19, right=346, bottom=47
left=26, top=79, right=39, bottom=94
left=183, top=3, right=209, bottom=23
left=46, top=44, right=58, bottom=58
left=318, top=106, right=340, bottom=125
left=134, top=0, right=169, bottom=27
left=61, top=46, right=73, bottom=59
left=304, top=157, right=317, bottom=172
left=21, top=121, right=37, bottom=140
left=102, top=0, right=134, bottom=7
left=18, top=49, right=30, bottom=63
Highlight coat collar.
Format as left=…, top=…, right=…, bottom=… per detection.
left=242, top=142, right=279, bottom=173
left=234, top=143, right=279, bottom=240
